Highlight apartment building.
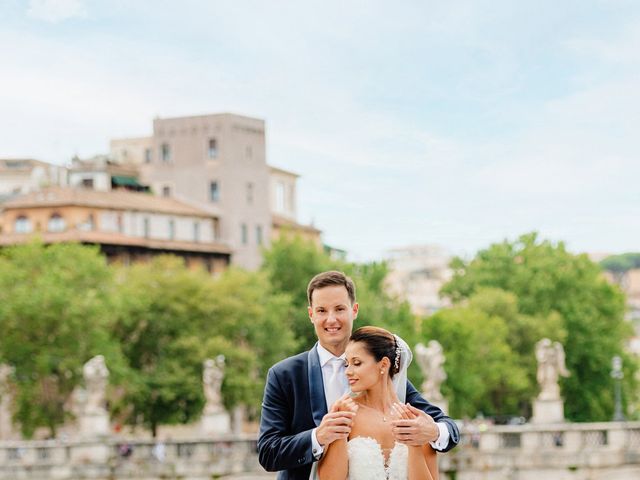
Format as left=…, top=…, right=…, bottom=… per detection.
left=0, top=187, right=230, bottom=273
left=112, top=113, right=320, bottom=269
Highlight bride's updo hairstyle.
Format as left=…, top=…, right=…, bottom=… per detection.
left=349, top=326, right=400, bottom=378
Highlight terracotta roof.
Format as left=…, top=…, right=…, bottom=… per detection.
left=0, top=231, right=231, bottom=255
left=2, top=187, right=212, bottom=218
left=272, top=214, right=321, bottom=234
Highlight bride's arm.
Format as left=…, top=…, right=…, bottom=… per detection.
left=317, top=438, right=349, bottom=480
left=393, top=404, right=436, bottom=480
left=407, top=445, right=434, bottom=480
left=318, top=394, right=358, bottom=480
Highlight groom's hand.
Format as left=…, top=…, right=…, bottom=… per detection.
left=316, top=396, right=357, bottom=447
left=391, top=404, right=439, bottom=446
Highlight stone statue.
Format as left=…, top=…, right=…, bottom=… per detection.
left=535, top=339, right=570, bottom=401
left=415, top=340, right=446, bottom=401
left=83, top=355, right=109, bottom=415
left=203, top=355, right=225, bottom=414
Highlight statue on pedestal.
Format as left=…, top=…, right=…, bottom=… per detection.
left=531, top=338, right=570, bottom=424
left=535, top=339, right=570, bottom=401
left=77, top=355, right=110, bottom=438
left=415, top=341, right=447, bottom=412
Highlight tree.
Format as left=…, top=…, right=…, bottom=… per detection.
left=441, top=232, right=637, bottom=421
left=0, top=242, right=122, bottom=437
left=112, top=257, right=296, bottom=435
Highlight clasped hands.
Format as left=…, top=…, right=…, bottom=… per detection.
left=316, top=393, right=439, bottom=447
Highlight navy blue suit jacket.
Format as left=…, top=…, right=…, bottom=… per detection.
left=258, top=344, right=459, bottom=480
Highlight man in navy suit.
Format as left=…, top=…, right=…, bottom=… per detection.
left=258, top=271, right=459, bottom=479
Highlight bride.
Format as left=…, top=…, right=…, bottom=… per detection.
left=317, top=326, right=438, bottom=480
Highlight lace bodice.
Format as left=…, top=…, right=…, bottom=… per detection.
left=347, top=436, right=408, bottom=480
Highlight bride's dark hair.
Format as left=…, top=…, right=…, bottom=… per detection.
left=349, top=326, right=400, bottom=378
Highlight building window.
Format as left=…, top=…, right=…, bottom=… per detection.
left=78, top=214, right=95, bottom=231
left=276, top=181, right=286, bottom=212
left=193, top=222, right=200, bottom=242
left=241, top=223, right=248, bottom=245
left=208, top=138, right=218, bottom=158
left=256, top=225, right=263, bottom=245
left=144, top=148, right=153, bottom=163
left=210, top=181, right=220, bottom=202
left=15, top=216, right=32, bottom=233
left=247, top=182, right=254, bottom=204
left=117, top=214, right=124, bottom=233
left=169, top=219, right=175, bottom=240
left=143, top=217, right=150, bottom=238
left=81, top=178, right=94, bottom=189
left=162, top=186, right=171, bottom=197
left=47, top=213, right=66, bottom=233
left=161, top=143, right=171, bottom=162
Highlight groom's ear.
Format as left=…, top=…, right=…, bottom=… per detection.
left=352, top=302, right=359, bottom=318
left=308, top=305, right=313, bottom=321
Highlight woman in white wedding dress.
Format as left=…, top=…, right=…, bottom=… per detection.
left=317, top=326, right=437, bottom=480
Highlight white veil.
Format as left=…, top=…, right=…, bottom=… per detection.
left=392, top=334, right=413, bottom=403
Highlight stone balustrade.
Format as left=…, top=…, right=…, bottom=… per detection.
left=0, top=423, right=639, bottom=479
left=0, top=435, right=261, bottom=479
left=442, top=421, right=640, bottom=480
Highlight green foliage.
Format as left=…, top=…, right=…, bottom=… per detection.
left=262, top=235, right=337, bottom=349
left=440, top=232, right=637, bottom=421
left=0, top=241, right=123, bottom=437
left=112, top=258, right=296, bottom=434
left=422, top=288, right=565, bottom=417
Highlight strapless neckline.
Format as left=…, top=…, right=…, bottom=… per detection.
left=346, top=436, right=408, bottom=480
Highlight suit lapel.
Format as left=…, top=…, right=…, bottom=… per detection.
left=307, top=343, right=327, bottom=426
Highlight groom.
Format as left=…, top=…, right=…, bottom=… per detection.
left=258, top=271, right=459, bottom=479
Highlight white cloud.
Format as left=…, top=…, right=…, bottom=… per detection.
left=27, top=0, right=86, bottom=23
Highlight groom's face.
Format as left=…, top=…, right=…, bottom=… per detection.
left=308, top=285, right=359, bottom=355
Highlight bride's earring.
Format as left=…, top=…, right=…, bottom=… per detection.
left=380, top=369, right=384, bottom=375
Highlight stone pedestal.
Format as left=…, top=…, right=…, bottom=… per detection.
left=0, top=399, right=13, bottom=440
left=70, top=442, right=111, bottom=463
left=201, top=411, right=231, bottom=435
left=79, top=412, right=110, bottom=438
left=531, top=398, right=565, bottom=424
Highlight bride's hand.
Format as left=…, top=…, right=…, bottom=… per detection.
left=331, top=393, right=359, bottom=414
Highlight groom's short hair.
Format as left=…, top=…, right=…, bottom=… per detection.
left=307, top=271, right=356, bottom=306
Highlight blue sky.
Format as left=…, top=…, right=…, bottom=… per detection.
left=1, top=0, right=639, bottom=260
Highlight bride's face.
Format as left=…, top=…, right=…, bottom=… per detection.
left=345, top=341, right=388, bottom=393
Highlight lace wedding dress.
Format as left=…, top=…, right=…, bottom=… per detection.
left=347, top=436, right=408, bottom=480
